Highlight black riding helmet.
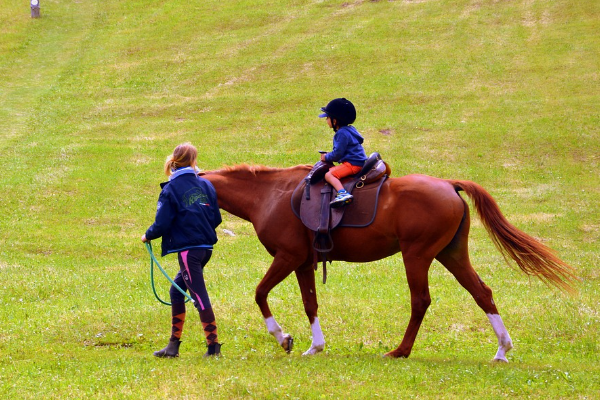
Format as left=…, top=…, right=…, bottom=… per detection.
left=319, top=98, right=356, bottom=127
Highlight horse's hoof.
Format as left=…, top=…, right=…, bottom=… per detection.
left=493, top=357, right=509, bottom=363
left=282, top=334, right=293, bottom=354
left=383, top=350, right=408, bottom=358
left=302, top=344, right=324, bottom=356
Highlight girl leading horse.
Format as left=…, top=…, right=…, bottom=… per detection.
left=201, top=164, right=577, bottom=361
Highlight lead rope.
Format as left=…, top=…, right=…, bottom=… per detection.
left=145, top=242, right=194, bottom=306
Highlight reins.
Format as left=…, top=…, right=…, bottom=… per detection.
left=145, top=242, right=194, bottom=305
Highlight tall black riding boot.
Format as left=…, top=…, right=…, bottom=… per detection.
left=203, top=342, right=221, bottom=358
left=153, top=339, right=181, bottom=358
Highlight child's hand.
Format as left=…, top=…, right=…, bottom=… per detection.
left=320, top=153, right=327, bottom=162
left=141, top=234, right=148, bottom=243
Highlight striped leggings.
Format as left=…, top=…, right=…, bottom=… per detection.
left=168, top=248, right=218, bottom=345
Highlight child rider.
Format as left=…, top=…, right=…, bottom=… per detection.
left=319, top=98, right=367, bottom=207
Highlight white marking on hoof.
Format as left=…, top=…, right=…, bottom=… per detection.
left=487, top=314, right=513, bottom=363
left=302, top=344, right=324, bottom=356
left=302, top=317, right=325, bottom=356
left=493, top=340, right=514, bottom=363
left=265, top=316, right=285, bottom=345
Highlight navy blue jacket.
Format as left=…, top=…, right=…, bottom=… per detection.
left=324, top=125, right=367, bottom=167
left=145, top=168, right=222, bottom=256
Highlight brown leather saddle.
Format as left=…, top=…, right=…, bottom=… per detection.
left=291, top=153, right=390, bottom=283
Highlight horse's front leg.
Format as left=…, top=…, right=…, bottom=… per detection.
left=264, top=316, right=294, bottom=353
left=385, top=254, right=433, bottom=358
left=255, top=253, right=299, bottom=353
left=295, top=262, right=325, bottom=355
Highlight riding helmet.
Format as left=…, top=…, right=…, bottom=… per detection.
left=319, top=98, right=356, bottom=126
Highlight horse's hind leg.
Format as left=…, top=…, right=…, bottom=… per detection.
left=295, top=261, right=325, bottom=355
left=436, top=233, right=514, bottom=362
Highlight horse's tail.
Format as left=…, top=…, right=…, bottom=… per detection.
left=449, top=180, right=578, bottom=294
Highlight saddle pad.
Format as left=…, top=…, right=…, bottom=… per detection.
left=291, top=177, right=387, bottom=231
left=339, top=178, right=386, bottom=227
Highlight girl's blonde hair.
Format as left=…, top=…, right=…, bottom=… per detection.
left=164, top=142, right=198, bottom=176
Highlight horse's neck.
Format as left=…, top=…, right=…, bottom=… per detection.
left=207, top=166, right=309, bottom=221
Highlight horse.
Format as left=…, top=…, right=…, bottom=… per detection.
left=201, top=164, right=577, bottom=361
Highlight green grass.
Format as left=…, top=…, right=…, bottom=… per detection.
left=1, top=0, right=599, bottom=398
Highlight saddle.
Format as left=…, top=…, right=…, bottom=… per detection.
left=291, top=153, right=391, bottom=283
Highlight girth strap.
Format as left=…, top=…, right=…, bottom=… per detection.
left=313, top=248, right=329, bottom=284
left=313, top=185, right=333, bottom=284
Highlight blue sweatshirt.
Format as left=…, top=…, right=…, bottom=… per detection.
left=145, top=167, right=222, bottom=256
left=324, top=125, right=367, bottom=167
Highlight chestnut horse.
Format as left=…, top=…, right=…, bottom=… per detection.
left=201, top=164, right=576, bottom=361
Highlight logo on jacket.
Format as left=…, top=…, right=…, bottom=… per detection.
left=183, top=188, right=209, bottom=207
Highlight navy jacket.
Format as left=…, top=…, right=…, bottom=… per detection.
left=145, top=168, right=222, bottom=256
left=324, top=125, right=367, bottom=167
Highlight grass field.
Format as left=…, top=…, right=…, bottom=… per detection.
left=0, top=0, right=599, bottom=398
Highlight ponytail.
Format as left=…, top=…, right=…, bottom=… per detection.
left=163, top=142, right=198, bottom=176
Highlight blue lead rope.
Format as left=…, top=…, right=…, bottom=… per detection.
left=145, top=242, right=194, bottom=305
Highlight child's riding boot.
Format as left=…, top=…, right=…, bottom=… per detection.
left=153, top=339, right=181, bottom=358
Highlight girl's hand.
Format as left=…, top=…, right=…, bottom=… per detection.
left=320, top=153, right=326, bottom=162
left=141, top=234, right=148, bottom=243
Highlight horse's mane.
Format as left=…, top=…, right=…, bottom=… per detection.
left=217, top=163, right=312, bottom=176
left=222, top=164, right=278, bottom=174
